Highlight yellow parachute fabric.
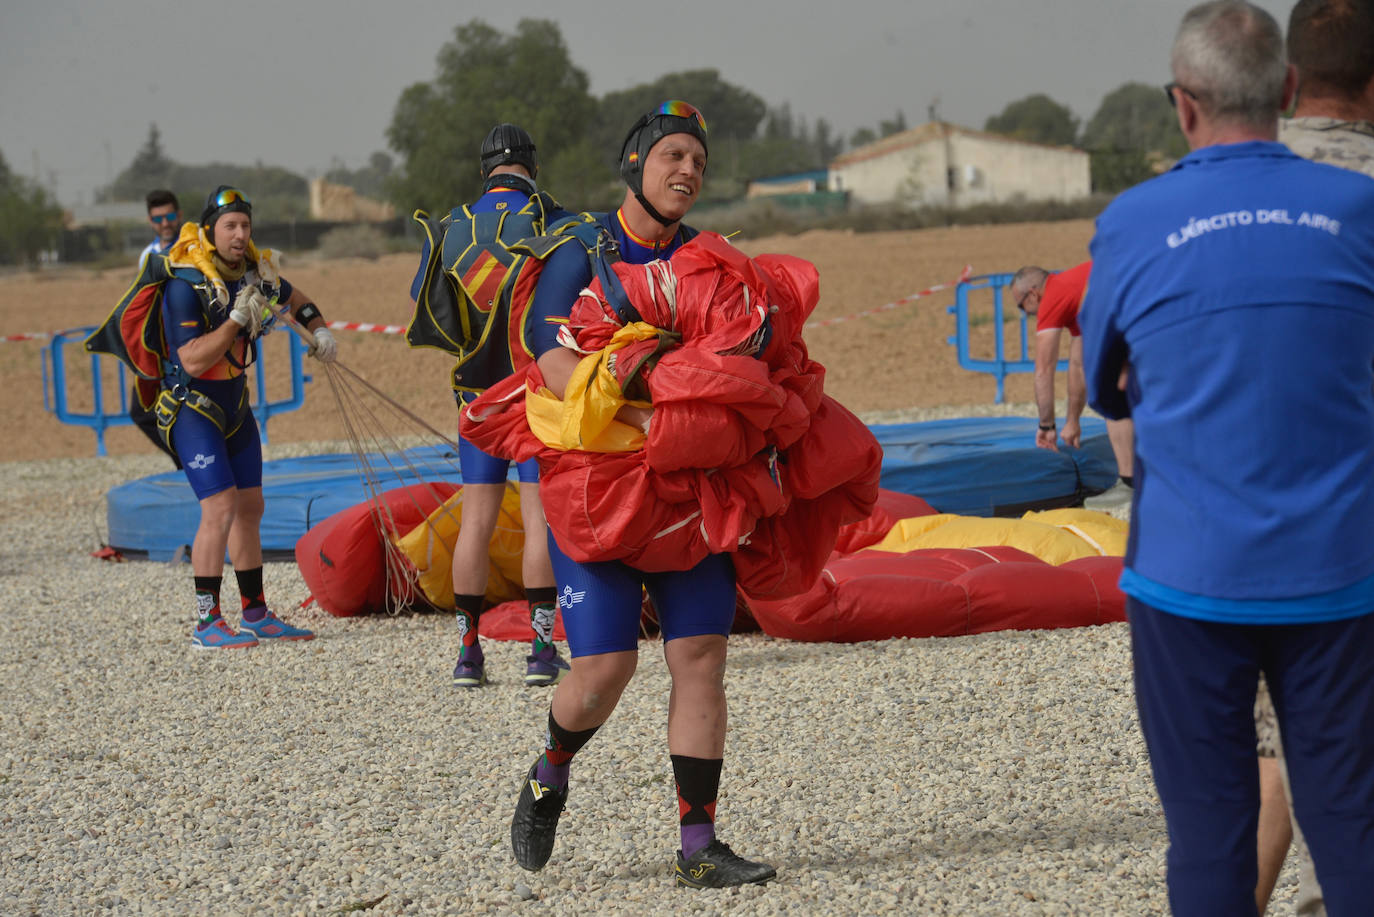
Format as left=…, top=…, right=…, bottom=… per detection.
left=392, top=484, right=527, bottom=609
left=165, top=222, right=279, bottom=308
left=869, top=508, right=1127, bottom=565
left=525, top=322, right=659, bottom=453
left=1019, top=508, right=1129, bottom=557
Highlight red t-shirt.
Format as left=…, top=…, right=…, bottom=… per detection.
left=1035, top=260, right=1092, bottom=337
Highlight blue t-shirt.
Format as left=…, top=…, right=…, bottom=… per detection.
left=1080, top=140, right=1374, bottom=623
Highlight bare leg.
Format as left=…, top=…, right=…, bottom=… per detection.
left=550, top=649, right=638, bottom=731
left=518, top=481, right=553, bottom=590
left=450, top=482, right=507, bottom=596
left=191, top=487, right=237, bottom=577
left=1256, top=754, right=1293, bottom=914
left=1107, top=418, right=1134, bottom=478
left=226, top=486, right=264, bottom=571
left=664, top=635, right=728, bottom=758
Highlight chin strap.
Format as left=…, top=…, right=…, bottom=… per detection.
left=634, top=190, right=677, bottom=228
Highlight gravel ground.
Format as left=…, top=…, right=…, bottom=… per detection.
left=0, top=404, right=1299, bottom=915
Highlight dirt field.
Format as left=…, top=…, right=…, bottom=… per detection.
left=0, top=220, right=1095, bottom=463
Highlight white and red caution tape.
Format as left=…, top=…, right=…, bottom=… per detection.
left=803, top=264, right=973, bottom=331
left=323, top=320, right=406, bottom=335
left=3, top=267, right=977, bottom=344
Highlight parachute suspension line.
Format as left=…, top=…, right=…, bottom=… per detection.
left=269, top=304, right=465, bottom=614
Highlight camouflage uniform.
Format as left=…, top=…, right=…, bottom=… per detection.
left=1279, top=117, right=1374, bottom=179
left=1261, top=114, right=1374, bottom=917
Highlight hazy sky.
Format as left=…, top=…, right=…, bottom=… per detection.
left=2, top=0, right=1294, bottom=206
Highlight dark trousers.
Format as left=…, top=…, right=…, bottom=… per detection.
left=1129, top=598, right=1374, bottom=916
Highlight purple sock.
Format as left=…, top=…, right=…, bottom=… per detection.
left=681, top=823, right=715, bottom=859
left=242, top=604, right=268, bottom=624
left=535, top=755, right=569, bottom=789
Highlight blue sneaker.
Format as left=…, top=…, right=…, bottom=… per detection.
left=239, top=610, right=314, bottom=642
left=191, top=618, right=259, bottom=650
left=525, top=644, right=570, bottom=687
left=453, top=652, right=487, bottom=688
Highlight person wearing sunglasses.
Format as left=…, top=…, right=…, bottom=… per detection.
left=138, top=189, right=182, bottom=268
left=501, top=101, right=776, bottom=889
left=407, top=123, right=574, bottom=691
left=1007, top=260, right=1135, bottom=510
left=1079, top=3, right=1374, bottom=912
left=127, top=189, right=187, bottom=467
left=158, top=185, right=336, bottom=650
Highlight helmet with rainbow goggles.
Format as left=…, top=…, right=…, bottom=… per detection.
left=200, top=186, right=252, bottom=235
left=618, top=100, right=708, bottom=194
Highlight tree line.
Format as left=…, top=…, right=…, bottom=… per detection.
left=6, top=18, right=1193, bottom=264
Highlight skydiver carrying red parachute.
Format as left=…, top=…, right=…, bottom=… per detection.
left=461, top=100, right=881, bottom=889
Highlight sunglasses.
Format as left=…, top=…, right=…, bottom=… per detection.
left=1014, top=288, right=1037, bottom=312
left=656, top=100, right=708, bottom=135
left=1163, top=82, right=1200, bottom=108
left=150, top=212, right=178, bottom=224
left=212, top=188, right=250, bottom=208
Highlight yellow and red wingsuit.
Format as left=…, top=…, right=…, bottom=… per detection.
left=459, top=230, right=883, bottom=599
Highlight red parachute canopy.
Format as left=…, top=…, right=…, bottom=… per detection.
left=462, top=231, right=881, bottom=598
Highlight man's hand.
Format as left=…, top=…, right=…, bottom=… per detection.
left=310, top=327, right=338, bottom=363
left=228, top=287, right=264, bottom=337
left=617, top=403, right=653, bottom=434
left=1061, top=417, right=1082, bottom=449
left=1036, top=426, right=1059, bottom=452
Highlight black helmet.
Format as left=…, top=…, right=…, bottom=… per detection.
left=480, top=123, right=538, bottom=179
left=618, top=100, right=709, bottom=197
left=200, top=185, right=251, bottom=231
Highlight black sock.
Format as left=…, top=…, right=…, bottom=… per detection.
left=535, top=710, right=599, bottom=789
left=235, top=565, right=266, bottom=612
left=672, top=754, right=723, bottom=859
left=1120, top=475, right=1134, bottom=488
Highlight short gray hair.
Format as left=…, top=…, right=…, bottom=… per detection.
left=1171, top=1, right=1287, bottom=128
left=1011, top=266, right=1048, bottom=296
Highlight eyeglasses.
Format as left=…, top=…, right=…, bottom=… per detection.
left=1014, top=287, right=1038, bottom=313
left=1163, top=82, right=1200, bottom=108
left=212, top=188, right=250, bottom=208
left=656, top=100, right=708, bottom=135
left=150, top=212, right=178, bottom=224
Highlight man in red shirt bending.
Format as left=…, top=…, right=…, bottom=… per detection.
left=1010, top=261, right=1134, bottom=509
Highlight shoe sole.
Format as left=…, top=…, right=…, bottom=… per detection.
left=674, top=870, right=776, bottom=889
left=453, top=677, right=487, bottom=688
left=524, top=669, right=567, bottom=687
left=190, top=640, right=257, bottom=650
left=246, top=633, right=315, bottom=641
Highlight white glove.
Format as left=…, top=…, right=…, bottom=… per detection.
left=228, top=286, right=265, bottom=337
left=310, top=326, right=338, bottom=363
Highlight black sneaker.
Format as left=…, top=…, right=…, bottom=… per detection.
left=510, top=761, right=567, bottom=871
left=674, top=839, right=776, bottom=888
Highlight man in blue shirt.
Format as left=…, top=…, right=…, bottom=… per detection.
left=1079, top=3, right=1374, bottom=912
left=506, top=101, right=776, bottom=890
left=139, top=189, right=181, bottom=267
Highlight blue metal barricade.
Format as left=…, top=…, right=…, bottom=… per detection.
left=946, top=272, right=1068, bottom=403
left=43, top=325, right=310, bottom=456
